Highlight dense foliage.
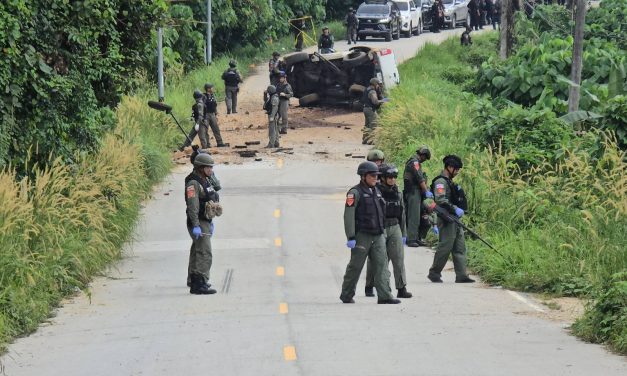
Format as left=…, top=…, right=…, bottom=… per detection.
left=0, top=0, right=166, bottom=172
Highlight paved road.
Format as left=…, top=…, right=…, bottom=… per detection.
left=3, top=28, right=626, bottom=376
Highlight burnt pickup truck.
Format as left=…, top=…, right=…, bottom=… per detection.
left=282, top=46, right=400, bottom=110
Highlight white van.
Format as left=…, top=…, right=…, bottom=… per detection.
left=393, top=0, right=422, bottom=37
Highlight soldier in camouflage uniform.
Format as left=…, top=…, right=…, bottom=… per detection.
left=403, top=146, right=433, bottom=247
left=185, top=153, right=220, bottom=294
left=340, top=161, right=401, bottom=305
left=180, top=90, right=205, bottom=151
left=427, top=155, right=475, bottom=283
left=366, top=149, right=385, bottom=167
left=364, top=164, right=413, bottom=299
left=264, top=85, right=281, bottom=148
left=203, top=83, right=226, bottom=147
left=275, top=72, right=293, bottom=134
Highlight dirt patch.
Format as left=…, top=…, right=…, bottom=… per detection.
left=534, top=295, right=586, bottom=325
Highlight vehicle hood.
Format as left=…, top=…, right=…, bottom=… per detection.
left=357, top=13, right=389, bottom=18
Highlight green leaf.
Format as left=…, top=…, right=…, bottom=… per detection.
left=38, top=60, right=53, bottom=75
left=559, top=111, right=603, bottom=124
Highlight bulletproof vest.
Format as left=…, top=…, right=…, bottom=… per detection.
left=263, top=94, right=276, bottom=114
left=347, top=14, right=358, bottom=26
left=192, top=101, right=203, bottom=122
left=403, top=157, right=420, bottom=191
left=361, top=87, right=379, bottom=109
left=352, top=184, right=385, bottom=235
left=319, top=35, right=333, bottom=48
left=185, top=172, right=219, bottom=223
left=203, top=93, right=217, bottom=114
left=223, top=68, right=240, bottom=86
left=276, top=83, right=291, bottom=101
left=380, top=184, right=403, bottom=226
left=431, top=175, right=468, bottom=211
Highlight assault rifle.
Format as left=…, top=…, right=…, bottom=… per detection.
left=433, top=205, right=503, bottom=256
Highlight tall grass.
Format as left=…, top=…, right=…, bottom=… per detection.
left=376, top=33, right=627, bottom=353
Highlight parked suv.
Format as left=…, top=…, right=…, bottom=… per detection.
left=442, top=0, right=469, bottom=28
left=356, top=0, right=402, bottom=42
left=393, top=0, right=422, bottom=37
left=281, top=46, right=400, bottom=110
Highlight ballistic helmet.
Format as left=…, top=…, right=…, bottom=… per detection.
left=204, top=83, right=214, bottom=90
left=367, top=149, right=385, bottom=162
left=322, top=25, right=329, bottom=31
left=296, top=10, right=304, bottom=17
left=370, top=77, right=381, bottom=85
left=443, top=154, right=463, bottom=169
left=272, top=51, right=280, bottom=57
left=279, top=71, right=287, bottom=77
left=417, top=145, right=431, bottom=160
left=357, top=161, right=381, bottom=176
left=193, top=89, right=203, bottom=99
left=423, top=198, right=436, bottom=212
left=229, top=59, right=237, bottom=67
left=380, top=164, right=399, bottom=179
left=194, top=153, right=215, bottom=167
left=349, top=7, right=354, bottom=12
left=267, top=85, right=277, bottom=94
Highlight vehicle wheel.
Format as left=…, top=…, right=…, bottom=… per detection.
left=283, top=52, right=309, bottom=68
left=385, top=28, right=392, bottom=42
left=325, top=86, right=346, bottom=98
left=404, top=23, right=412, bottom=38
left=349, top=46, right=372, bottom=55
left=299, top=93, right=320, bottom=107
left=349, top=84, right=366, bottom=95
left=343, top=50, right=370, bottom=67
left=392, top=23, right=400, bottom=40
left=359, top=35, right=366, bottom=41
left=413, top=21, right=420, bottom=35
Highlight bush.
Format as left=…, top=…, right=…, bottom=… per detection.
left=572, top=272, right=627, bottom=354
left=599, top=95, right=627, bottom=149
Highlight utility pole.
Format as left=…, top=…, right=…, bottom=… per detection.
left=568, top=0, right=587, bottom=112
left=157, top=27, right=164, bottom=101
left=206, top=0, right=212, bottom=65
left=499, top=0, right=515, bottom=60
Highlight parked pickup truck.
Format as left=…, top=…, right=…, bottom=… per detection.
left=282, top=46, right=400, bottom=111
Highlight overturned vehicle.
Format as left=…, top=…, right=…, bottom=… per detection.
left=282, top=46, right=400, bottom=110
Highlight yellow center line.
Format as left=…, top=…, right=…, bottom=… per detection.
left=276, top=266, right=285, bottom=276
left=274, top=209, right=281, bottom=218
left=277, top=158, right=284, bottom=169
left=283, top=346, right=297, bottom=361
left=279, top=302, right=289, bottom=314
left=274, top=237, right=282, bottom=247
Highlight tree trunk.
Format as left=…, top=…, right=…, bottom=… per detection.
left=567, top=0, right=587, bottom=112
left=499, top=0, right=516, bottom=60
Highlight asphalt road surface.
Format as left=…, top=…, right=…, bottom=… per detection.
left=3, top=28, right=626, bottom=376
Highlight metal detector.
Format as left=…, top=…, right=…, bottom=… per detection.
left=147, top=101, right=194, bottom=146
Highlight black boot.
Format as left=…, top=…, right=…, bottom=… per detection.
left=428, top=274, right=443, bottom=283
left=455, top=276, right=475, bottom=283
left=406, top=240, right=420, bottom=247
left=190, top=274, right=216, bottom=295
left=378, top=298, right=401, bottom=304
left=365, top=286, right=375, bottom=297
left=397, top=287, right=413, bottom=298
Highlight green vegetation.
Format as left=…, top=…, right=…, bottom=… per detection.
left=377, top=3, right=626, bottom=353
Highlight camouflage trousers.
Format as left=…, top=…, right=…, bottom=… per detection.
left=187, top=220, right=213, bottom=284
left=362, top=107, right=378, bottom=145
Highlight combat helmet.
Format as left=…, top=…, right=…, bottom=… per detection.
left=380, top=163, right=399, bottom=179
left=366, top=149, right=385, bottom=162
left=443, top=155, right=463, bottom=169
left=357, top=161, right=380, bottom=176
left=267, top=85, right=277, bottom=94
left=370, top=77, right=381, bottom=85
left=204, top=83, right=214, bottom=90
left=194, top=153, right=215, bottom=168
left=193, top=89, right=203, bottom=99
left=417, top=145, right=431, bottom=160
left=423, top=198, right=437, bottom=212
left=229, top=59, right=237, bottom=67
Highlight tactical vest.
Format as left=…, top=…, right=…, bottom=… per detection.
left=276, top=83, right=291, bottom=101
left=319, top=35, right=333, bottom=48
left=380, top=184, right=403, bottom=227
left=192, top=101, right=203, bottom=122
left=403, top=157, right=420, bottom=192
left=203, top=94, right=217, bottom=114
left=185, top=172, right=218, bottom=224
left=431, top=175, right=468, bottom=211
left=361, top=87, right=379, bottom=109
left=352, top=184, right=385, bottom=235
left=223, top=69, right=240, bottom=87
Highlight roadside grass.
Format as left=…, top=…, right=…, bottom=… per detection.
left=377, top=32, right=627, bottom=354
left=0, top=21, right=344, bottom=352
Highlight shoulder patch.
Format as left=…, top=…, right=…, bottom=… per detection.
left=435, top=183, right=445, bottom=195
left=346, top=193, right=355, bottom=207
left=413, top=161, right=421, bottom=171
left=186, top=185, right=196, bottom=199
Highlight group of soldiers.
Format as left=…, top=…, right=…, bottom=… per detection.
left=340, top=147, right=475, bottom=304
left=265, top=52, right=294, bottom=148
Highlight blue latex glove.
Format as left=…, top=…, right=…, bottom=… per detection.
left=402, top=237, right=407, bottom=245
left=192, top=226, right=202, bottom=239
left=455, top=207, right=464, bottom=218
left=346, top=240, right=356, bottom=249
left=425, top=191, right=434, bottom=199
left=382, top=97, right=390, bottom=103
left=432, top=225, right=439, bottom=236
left=210, top=222, right=215, bottom=236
